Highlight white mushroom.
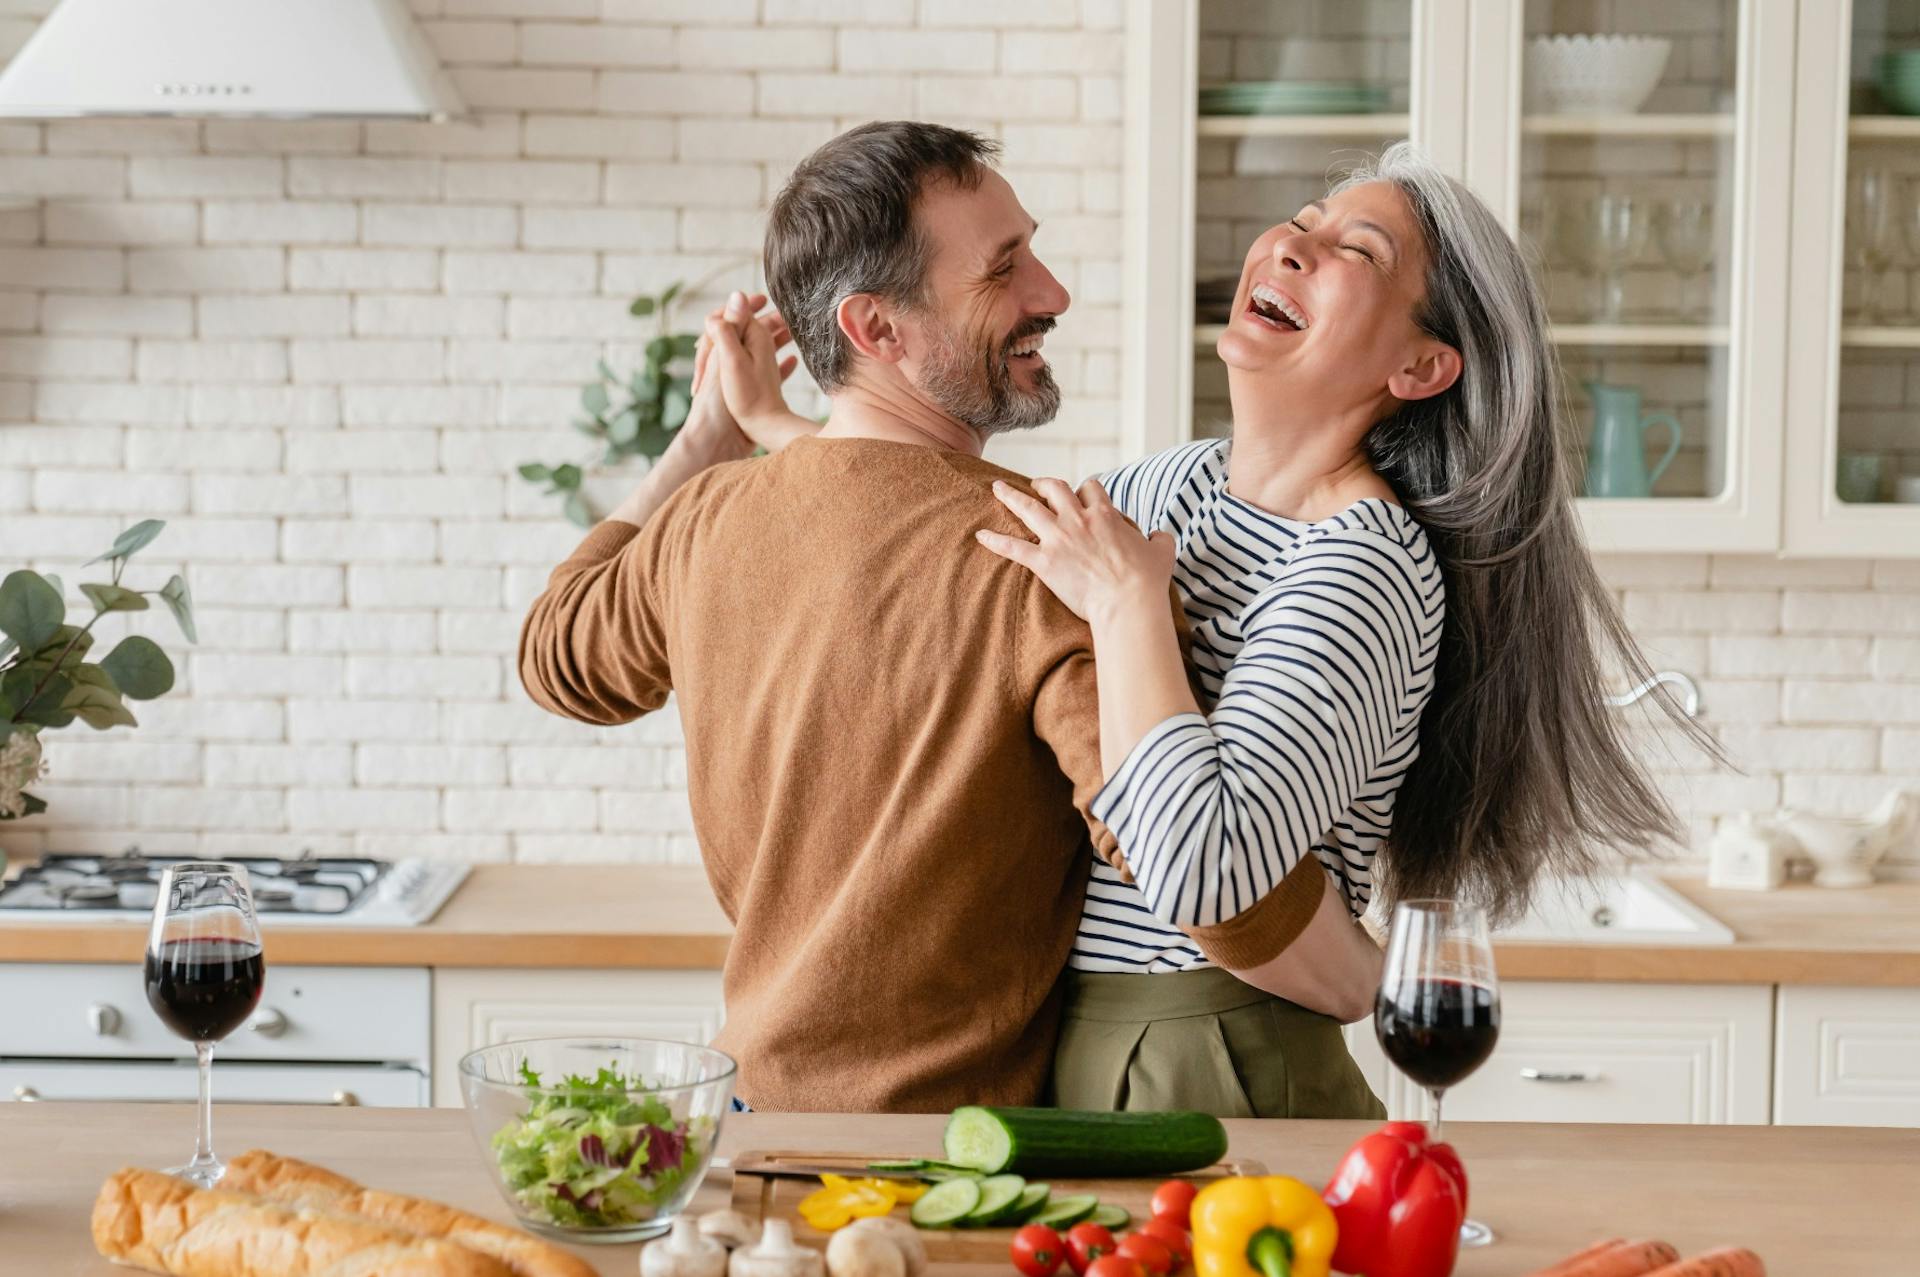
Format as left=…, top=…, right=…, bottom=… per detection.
left=642, top=1217, right=729, bottom=1277
left=700, top=1209, right=759, bottom=1250
left=729, top=1219, right=825, bottom=1277
left=841, top=1217, right=926, bottom=1277
left=826, top=1222, right=913, bottom=1277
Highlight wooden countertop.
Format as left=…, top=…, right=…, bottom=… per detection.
left=9, top=1103, right=1916, bottom=1275
left=6, top=863, right=1920, bottom=985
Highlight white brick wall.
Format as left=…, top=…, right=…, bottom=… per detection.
left=0, top=0, right=1125, bottom=866
left=2, top=1, right=1914, bottom=875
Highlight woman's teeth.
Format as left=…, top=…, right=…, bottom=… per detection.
left=1248, top=283, right=1308, bottom=332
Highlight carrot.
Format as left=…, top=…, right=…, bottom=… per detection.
left=1641, top=1248, right=1766, bottom=1277
left=1528, top=1239, right=1629, bottom=1276
left=1535, top=1239, right=1682, bottom=1277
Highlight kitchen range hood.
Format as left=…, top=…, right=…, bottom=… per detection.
left=0, top=0, right=463, bottom=120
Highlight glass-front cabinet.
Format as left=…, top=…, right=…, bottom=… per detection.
left=1785, top=0, right=1920, bottom=553
left=1129, top=0, right=1917, bottom=556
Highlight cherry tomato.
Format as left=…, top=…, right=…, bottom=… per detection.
left=1136, top=1218, right=1191, bottom=1264
left=1149, top=1180, right=1198, bottom=1230
left=1011, top=1224, right=1065, bottom=1277
left=1065, top=1222, right=1117, bottom=1276
left=1116, top=1233, right=1175, bottom=1277
left=1084, top=1257, right=1144, bottom=1277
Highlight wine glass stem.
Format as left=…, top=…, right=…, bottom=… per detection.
left=1430, top=1087, right=1445, bottom=1146
left=193, top=1040, right=216, bottom=1168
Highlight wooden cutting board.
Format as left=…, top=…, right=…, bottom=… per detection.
left=728, top=1150, right=1268, bottom=1261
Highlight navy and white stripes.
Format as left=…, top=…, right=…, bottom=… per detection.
left=1070, top=440, right=1444, bottom=973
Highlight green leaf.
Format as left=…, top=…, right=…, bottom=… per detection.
left=518, top=462, right=552, bottom=482
left=67, top=662, right=118, bottom=692
left=62, top=681, right=137, bottom=730
left=607, top=407, right=641, bottom=445
left=596, top=358, right=619, bottom=383
left=0, top=571, right=65, bottom=652
left=629, top=296, right=657, bottom=318
left=41, top=573, right=62, bottom=599
left=581, top=382, right=611, bottom=415
left=645, top=335, right=675, bottom=367
left=80, top=583, right=149, bottom=614
left=158, top=574, right=197, bottom=644
left=562, top=492, right=592, bottom=528
left=83, top=519, right=166, bottom=567
left=9, top=670, right=72, bottom=726
left=99, top=635, right=173, bottom=701
left=32, top=624, right=93, bottom=663
left=550, top=464, right=582, bottom=491
left=669, top=333, right=699, bottom=359
left=631, top=367, right=662, bottom=398
left=659, top=281, right=684, bottom=310
left=662, top=382, right=692, bottom=431
left=572, top=417, right=607, bottom=439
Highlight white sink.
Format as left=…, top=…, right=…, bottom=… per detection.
left=1494, top=869, right=1734, bottom=945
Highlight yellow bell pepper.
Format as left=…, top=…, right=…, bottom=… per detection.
left=796, top=1175, right=927, bottom=1231
left=1190, top=1175, right=1338, bottom=1277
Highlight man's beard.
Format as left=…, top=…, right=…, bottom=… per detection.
left=916, top=315, right=1061, bottom=436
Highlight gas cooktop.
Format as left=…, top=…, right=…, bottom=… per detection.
left=0, top=852, right=468, bottom=927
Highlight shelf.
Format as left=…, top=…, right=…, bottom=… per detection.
left=1839, top=326, right=1920, bottom=348
left=1197, top=114, right=1410, bottom=138
left=1550, top=324, right=1730, bottom=346
left=1849, top=115, right=1920, bottom=140
left=1523, top=113, right=1734, bottom=138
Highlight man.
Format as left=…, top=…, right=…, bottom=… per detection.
left=519, top=122, right=1320, bottom=1112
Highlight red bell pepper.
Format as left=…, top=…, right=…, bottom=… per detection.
left=1320, top=1121, right=1467, bottom=1277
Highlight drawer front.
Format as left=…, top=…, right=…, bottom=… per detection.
left=0, top=963, right=429, bottom=1065
left=431, top=968, right=725, bottom=1107
left=1776, top=986, right=1920, bottom=1128
left=1345, top=981, right=1773, bottom=1125
left=2, top=1060, right=427, bottom=1107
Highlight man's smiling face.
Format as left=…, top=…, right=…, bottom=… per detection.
left=898, top=168, right=1072, bottom=435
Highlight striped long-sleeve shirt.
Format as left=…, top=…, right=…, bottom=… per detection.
left=1071, top=440, right=1445, bottom=974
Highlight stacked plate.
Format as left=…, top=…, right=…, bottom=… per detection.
left=1876, top=50, right=1920, bottom=116
left=1198, top=81, right=1388, bottom=117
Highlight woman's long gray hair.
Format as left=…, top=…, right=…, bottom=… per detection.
left=1331, top=143, right=1719, bottom=921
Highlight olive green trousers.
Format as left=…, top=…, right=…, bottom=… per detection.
left=1048, top=966, right=1385, bottom=1119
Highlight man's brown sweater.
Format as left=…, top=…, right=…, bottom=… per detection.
left=518, top=435, right=1320, bottom=1112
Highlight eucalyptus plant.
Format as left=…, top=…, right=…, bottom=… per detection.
left=520, top=280, right=702, bottom=527
left=0, top=519, right=198, bottom=820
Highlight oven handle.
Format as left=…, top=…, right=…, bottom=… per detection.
left=13, top=1085, right=363, bottom=1105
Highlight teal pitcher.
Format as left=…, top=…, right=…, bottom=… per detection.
left=1584, top=380, right=1682, bottom=498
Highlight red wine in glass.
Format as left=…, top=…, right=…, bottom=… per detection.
left=144, top=938, right=264, bottom=1043
left=145, top=863, right=264, bottom=1188
left=1377, top=901, right=1501, bottom=1248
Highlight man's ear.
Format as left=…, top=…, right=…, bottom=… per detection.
left=1386, top=340, right=1462, bottom=403
left=836, top=293, right=907, bottom=368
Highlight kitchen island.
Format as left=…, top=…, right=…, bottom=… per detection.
left=6, top=1102, right=1915, bottom=1275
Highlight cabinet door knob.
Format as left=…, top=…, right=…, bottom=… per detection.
left=88, top=1003, right=122, bottom=1036
left=12, top=1086, right=40, bottom=1102
left=250, top=1007, right=288, bottom=1038
left=330, top=1090, right=360, bottom=1107
left=1520, top=1067, right=1598, bottom=1083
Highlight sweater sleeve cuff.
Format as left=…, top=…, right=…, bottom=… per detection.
left=1088, top=710, right=1211, bottom=877
left=1180, top=854, right=1325, bottom=969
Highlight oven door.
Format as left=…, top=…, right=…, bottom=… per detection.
left=1, top=1059, right=427, bottom=1106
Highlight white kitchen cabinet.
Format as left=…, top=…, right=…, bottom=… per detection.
left=1128, top=0, right=1914, bottom=556
left=1343, top=982, right=1774, bottom=1125
left=430, top=968, right=725, bottom=1108
left=1775, top=986, right=1920, bottom=1128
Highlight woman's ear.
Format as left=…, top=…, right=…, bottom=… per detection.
left=836, top=293, right=906, bottom=368
left=1387, top=341, right=1462, bottom=403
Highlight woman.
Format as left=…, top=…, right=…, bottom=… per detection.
left=973, top=142, right=1710, bottom=1118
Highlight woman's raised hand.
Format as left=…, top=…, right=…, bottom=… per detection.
left=977, top=477, right=1177, bottom=625
left=694, top=290, right=817, bottom=452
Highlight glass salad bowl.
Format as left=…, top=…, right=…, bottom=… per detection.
left=459, top=1037, right=737, bottom=1243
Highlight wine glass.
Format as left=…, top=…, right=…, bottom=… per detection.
left=145, top=862, right=265, bottom=1188
left=1901, top=178, right=1920, bottom=324
left=1376, top=900, right=1501, bottom=1249
left=1658, top=198, right=1716, bottom=323
left=1849, top=169, right=1900, bottom=325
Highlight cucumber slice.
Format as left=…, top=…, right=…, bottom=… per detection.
left=960, top=1174, right=1027, bottom=1226
left=1029, top=1193, right=1099, bottom=1229
left=1006, top=1183, right=1052, bottom=1225
left=1089, top=1204, right=1131, bottom=1230
left=909, top=1177, right=983, bottom=1229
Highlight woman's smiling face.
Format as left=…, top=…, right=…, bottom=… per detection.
left=1217, top=179, right=1449, bottom=419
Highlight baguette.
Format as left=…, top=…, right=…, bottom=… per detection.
left=223, top=1149, right=598, bottom=1277
left=92, top=1166, right=516, bottom=1277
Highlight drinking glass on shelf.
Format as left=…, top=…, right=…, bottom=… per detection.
left=1658, top=198, right=1716, bottom=323
left=1848, top=169, right=1901, bottom=325
left=1902, top=178, right=1920, bottom=324
left=1376, top=900, right=1501, bottom=1249
left=1562, top=194, right=1649, bottom=323
left=145, top=862, right=265, bottom=1188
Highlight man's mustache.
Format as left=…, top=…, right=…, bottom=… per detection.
left=1003, top=316, right=1057, bottom=350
